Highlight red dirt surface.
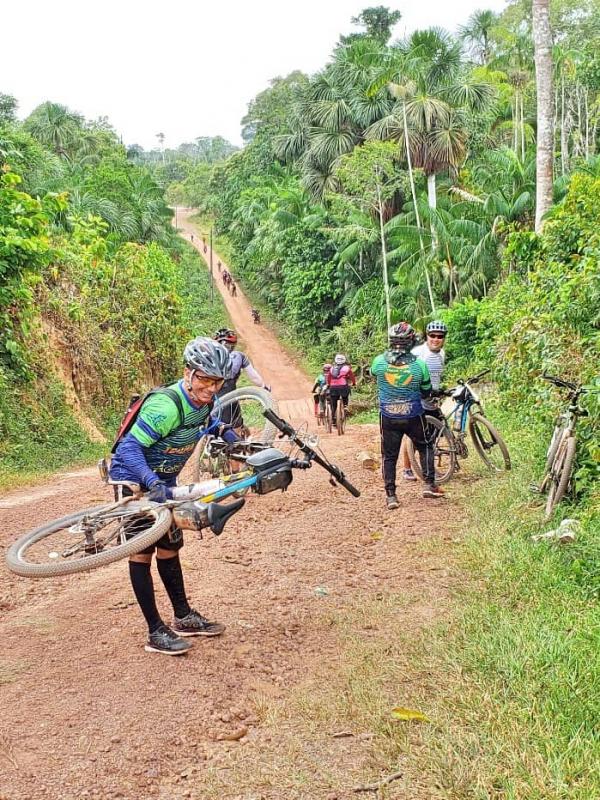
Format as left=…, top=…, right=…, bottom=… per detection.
left=0, top=221, right=453, bottom=799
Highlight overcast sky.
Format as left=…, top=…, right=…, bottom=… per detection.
left=2, top=0, right=507, bottom=149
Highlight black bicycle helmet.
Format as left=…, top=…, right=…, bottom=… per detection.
left=388, top=322, right=417, bottom=352
left=184, top=337, right=230, bottom=378
left=214, top=328, right=238, bottom=345
left=426, top=320, right=448, bottom=335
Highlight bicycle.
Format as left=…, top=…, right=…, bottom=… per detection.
left=192, top=386, right=277, bottom=482
left=538, top=374, right=592, bottom=519
left=406, top=369, right=511, bottom=483
left=335, top=397, right=346, bottom=436
left=6, top=410, right=360, bottom=579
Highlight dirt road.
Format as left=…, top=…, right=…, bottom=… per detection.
left=177, top=209, right=313, bottom=421
left=0, top=221, right=454, bottom=800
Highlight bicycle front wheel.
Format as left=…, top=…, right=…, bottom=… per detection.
left=544, top=436, right=576, bottom=520
left=468, top=413, right=511, bottom=471
left=407, top=416, right=456, bottom=484
left=6, top=502, right=172, bottom=578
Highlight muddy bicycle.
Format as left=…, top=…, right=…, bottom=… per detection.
left=538, top=374, right=594, bottom=520
left=6, top=410, right=360, bottom=578
left=407, top=369, right=511, bottom=484
left=192, top=386, right=278, bottom=482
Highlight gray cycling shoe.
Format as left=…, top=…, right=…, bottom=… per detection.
left=145, top=624, right=191, bottom=655
left=386, top=494, right=400, bottom=510
left=173, top=609, right=226, bottom=637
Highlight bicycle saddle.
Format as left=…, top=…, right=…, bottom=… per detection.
left=208, top=498, right=246, bottom=535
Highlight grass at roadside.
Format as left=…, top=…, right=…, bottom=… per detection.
left=330, top=408, right=600, bottom=798
left=210, top=408, right=599, bottom=799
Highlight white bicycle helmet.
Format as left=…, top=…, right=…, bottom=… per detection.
left=183, top=337, right=230, bottom=378
left=334, top=354, right=347, bottom=365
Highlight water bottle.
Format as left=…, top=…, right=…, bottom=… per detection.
left=171, top=479, right=225, bottom=501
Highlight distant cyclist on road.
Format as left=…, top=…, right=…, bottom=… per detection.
left=326, top=354, right=356, bottom=424
left=401, top=320, right=448, bottom=481
left=214, top=328, right=271, bottom=434
left=312, top=364, right=331, bottom=418
left=251, top=309, right=261, bottom=324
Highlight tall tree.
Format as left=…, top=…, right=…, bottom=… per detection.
left=532, top=0, right=554, bottom=231
left=459, top=10, right=498, bottom=65
left=349, top=6, right=402, bottom=44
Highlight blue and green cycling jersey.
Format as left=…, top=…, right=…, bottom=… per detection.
left=110, top=381, right=212, bottom=486
left=371, top=352, right=432, bottom=419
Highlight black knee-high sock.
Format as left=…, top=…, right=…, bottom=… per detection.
left=157, top=554, right=191, bottom=619
left=129, top=561, right=163, bottom=633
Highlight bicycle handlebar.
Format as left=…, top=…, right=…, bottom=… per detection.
left=542, top=373, right=578, bottom=392
left=460, top=368, right=490, bottom=386
left=263, top=409, right=361, bottom=497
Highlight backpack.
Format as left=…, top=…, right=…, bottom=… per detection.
left=111, top=385, right=184, bottom=454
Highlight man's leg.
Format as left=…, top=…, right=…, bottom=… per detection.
left=156, top=541, right=226, bottom=638
left=400, top=437, right=417, bottom=480
left=407, top=416, right=443, bottom=498
left=380, top=415, right=403, bottom=507
left=129, top=551, right=191, bottom=656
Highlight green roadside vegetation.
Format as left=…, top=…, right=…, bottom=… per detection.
left=0, top=106, right=228, bottom=486
left=168, top=5, right=599, bottom=789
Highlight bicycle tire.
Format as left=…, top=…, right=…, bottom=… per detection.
left=468, top=413, right=511, bottom=471
left=545, top=425, right=564, bottom=474
left=407, top=416, right=457, bottom=484
left=325, top=401, right=333, bottom=434
left=193, top=387, right=278, bottom=481
left=544, top=436, right=576, bottom=519
left=6, top=502, right=172, bottom=578
left=336, top=398, right=345, bottom=436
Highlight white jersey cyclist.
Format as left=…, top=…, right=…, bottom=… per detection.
left=411, top=320, right=447, bottom=411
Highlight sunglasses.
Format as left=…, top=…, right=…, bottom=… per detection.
left=428, top=333, right=446, bottom=340
left=193, top=374, right=224, bottom=388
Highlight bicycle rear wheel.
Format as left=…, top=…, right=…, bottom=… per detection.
left=6, top=502, right=172, bottom=578
left=336, top=398, right=346, bottom=436
left=468, top=413, right=511, bottom=471
left=193, top=387, right=278, bottom=481
left=325, top=400, right=333, bottom=433
left=544, top=436, right=576, bottom=519
left=407, top=416, right=456, bottom=484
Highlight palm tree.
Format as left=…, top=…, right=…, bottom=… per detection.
left=24, top=102, right=84, bottom=160
left=275, top=39, right=393, bottom=201
left=532, top=0, right=554, bottom=230
left=459, top=10, right=498, bottom=65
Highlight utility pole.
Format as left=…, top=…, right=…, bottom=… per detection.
left=209, top=227, right=214, bottom=304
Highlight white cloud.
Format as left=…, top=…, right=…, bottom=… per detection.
left=1, top=0, right=507, bottom=149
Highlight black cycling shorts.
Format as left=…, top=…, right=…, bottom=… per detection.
left=117, top=485, right=184, bottom=554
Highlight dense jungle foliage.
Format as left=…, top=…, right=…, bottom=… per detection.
left=170, top=1, right=600, bottom=496
left=0, top=103, right=227, bottom=481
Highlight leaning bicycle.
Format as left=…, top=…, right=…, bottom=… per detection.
left=538, top=374, right=592, bottom=520
left=6, top=409, right=360, bottom=578
left=407, top=369, right=511, bottom=483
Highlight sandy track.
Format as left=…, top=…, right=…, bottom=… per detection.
left=0, top=216, right=453, bottom=799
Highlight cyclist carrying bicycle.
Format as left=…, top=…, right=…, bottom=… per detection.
left=326, top=354, right=356, bottom=424
left=401, top=320, right=448, bottom=481
left=109, top=337, right=232, bottom=655
left=214, top=328, right=271, bottom=434
left=371, top=322, right=442, bottom=509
